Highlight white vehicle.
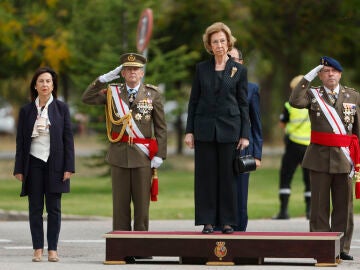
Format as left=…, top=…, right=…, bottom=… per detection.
left=0, top=97, right=16, bottom=135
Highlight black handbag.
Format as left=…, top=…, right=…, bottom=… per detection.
left=233, top=152, right=257, bottom=175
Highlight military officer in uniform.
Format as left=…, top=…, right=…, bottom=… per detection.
left=289, top=56, right=358, bottom=260
left=82, top=53, right=167, bottom=233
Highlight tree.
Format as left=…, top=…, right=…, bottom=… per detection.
left=241, top=0, right=360, bottom=141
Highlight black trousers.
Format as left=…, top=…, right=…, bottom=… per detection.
left=233, top=172, right=250, bottom=231
left=194, top=141, right=237, bottom=226
left=27, top=155, right=62, bottom=250
left=279, top=139, right=310, bottom=195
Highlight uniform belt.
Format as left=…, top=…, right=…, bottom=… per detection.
left=311, top=131, right=360, bottom=170
left=111, top=132, right=158, bottom=160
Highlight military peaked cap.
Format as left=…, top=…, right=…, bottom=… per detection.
left=120, top=53, right=147, bottom=68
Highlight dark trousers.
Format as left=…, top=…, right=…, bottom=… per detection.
left=279, top=140, right=310, bottom=195
left=233, top=172, right=250, bottom=231
left=194, top=141, right=237, bottom=226
left=28, top=155, right=62, bottom=250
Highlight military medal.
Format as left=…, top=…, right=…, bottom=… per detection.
left=136, top=98, right=153, bottom=121
left=135, top=113, right=142, bottom=120
left=129, top=93, right=135, bottom=103
left=343, top=103, right=356, bottom=131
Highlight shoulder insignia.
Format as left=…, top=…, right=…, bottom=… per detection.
left=344, top=86, right=355, bottom=91
left=145, top=83, right=159, bottom=91
left=310, top=86, right=321, bottom=90
left=109, top=83, right=125, bottom=90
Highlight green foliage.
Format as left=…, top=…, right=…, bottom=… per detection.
left=1, top=0, right=360, bottom=144
left=2, top=158, right=359, bottom=219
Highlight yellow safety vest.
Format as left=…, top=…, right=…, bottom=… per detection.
left=284, top=102, right=311, bottom=146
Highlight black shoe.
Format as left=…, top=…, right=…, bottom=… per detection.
left=202, top=225, right=214, bottom=234
left=213, top=226, right=222, bottom=232
left=125, top=256, right=135, bottom=264
left=222, top=225, right=234, bottom=234
left=340, top=252, right=353, bottom=260
left=272, top=212, right=289, bottom=220
left=135, top=256, right=153, bottom=260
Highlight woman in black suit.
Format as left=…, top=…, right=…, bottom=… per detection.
left=184, top=22, right=250, bottom=234
left=14, top=67, right=75, bottom=262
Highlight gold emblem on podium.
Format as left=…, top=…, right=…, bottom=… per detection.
left=214, top=241, right=227, bottom=260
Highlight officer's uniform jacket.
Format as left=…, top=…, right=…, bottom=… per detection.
left=289, top=78, right=360, bottom=174
left=82, top=79, right=167, bottom=168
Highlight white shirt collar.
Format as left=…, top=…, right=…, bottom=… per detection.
left=126, top=84, right=140, bottom=92
left=324, top=84, right=339, bottom=95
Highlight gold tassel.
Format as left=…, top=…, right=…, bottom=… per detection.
left=105, top=85, right=133, bottom=143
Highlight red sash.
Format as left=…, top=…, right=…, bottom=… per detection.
left=111, top=132, right=158, bottom=160
left=311, top=131, right=360, bottom=171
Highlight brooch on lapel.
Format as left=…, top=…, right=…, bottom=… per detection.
left=230, top=67, right=237, bottom=78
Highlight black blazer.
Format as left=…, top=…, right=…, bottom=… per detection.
left=14, top=99, right=75, bottom=196
left=186, top=57, right=250, bottom=142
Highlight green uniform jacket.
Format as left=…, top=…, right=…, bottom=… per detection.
left=82, top=79, right=167, bottom=168
left=289, top=78, right=360, bottom=174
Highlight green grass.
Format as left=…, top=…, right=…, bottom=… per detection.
left=4, top=158, right=354, bottom=219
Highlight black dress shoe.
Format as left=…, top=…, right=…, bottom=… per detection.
left=202, top=225, right=214, bottom=234
left=222, top=225, right=234, bottom=234
left=125, top=256, right=135, bottom=264
left=272, top=212, right=289, bottom=220
left=340, top=252, right=353, bottom=260
left=135, top=256, right=153, bottom=259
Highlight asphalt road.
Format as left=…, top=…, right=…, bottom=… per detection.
left=1, top=217, right=360, bottom=270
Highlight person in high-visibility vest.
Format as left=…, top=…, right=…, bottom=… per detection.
left=273, top=75, right=311, bottom=220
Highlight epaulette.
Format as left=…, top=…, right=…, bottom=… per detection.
left=109, top=83, right=124, bottom=87
left=145, top=83, right=159, bottom=91
left=109, top=83, right=125, bottom=90
left=344, top=86, right=356, bottom=91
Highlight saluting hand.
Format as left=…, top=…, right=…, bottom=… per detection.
left=99, top=65, right=123, bottom=83
left=304, top=64, right=324, bottom=82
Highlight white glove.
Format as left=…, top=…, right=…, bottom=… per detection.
left=99, top=65, right=123, bottom=83
left=151, top=156, right=163, bottom=168
left=304, top=64, right=324, bottom=82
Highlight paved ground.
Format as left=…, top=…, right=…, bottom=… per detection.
left=1, top=216, right=360, bottom=269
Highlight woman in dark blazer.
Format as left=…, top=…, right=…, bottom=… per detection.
left=14, top=67, right=75, bottom=262
left=184, top=22, right=250, bottom=234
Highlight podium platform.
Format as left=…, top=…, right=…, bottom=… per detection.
left=103, top=231, right=342, bottom=266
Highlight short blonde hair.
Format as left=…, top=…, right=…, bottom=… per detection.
left=290, top=75, right=304, bottom=90
left=202, top=22, right=236, bottom=54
